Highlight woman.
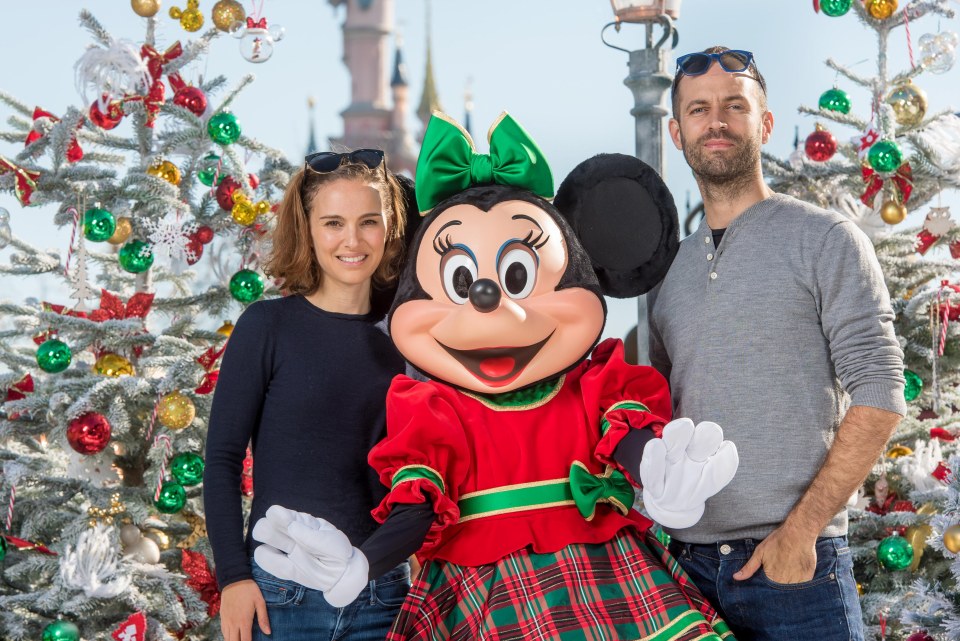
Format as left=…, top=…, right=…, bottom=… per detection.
left=203, top=150, right=411, bottom=641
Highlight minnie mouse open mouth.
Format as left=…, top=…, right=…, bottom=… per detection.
left=439, top=331, right=555, bottom=387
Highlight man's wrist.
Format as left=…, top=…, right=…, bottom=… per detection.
left=779, top=514, right=822, bottom=542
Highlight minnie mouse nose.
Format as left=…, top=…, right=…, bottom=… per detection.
left=468, top=279, right=501, bottom=313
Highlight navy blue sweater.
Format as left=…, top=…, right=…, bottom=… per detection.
left=203, top=295, right=406, bottom=589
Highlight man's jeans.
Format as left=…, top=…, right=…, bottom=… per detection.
left=250, top=557, right=410, bottom=641
left=668, top=536, right=863, bottom=641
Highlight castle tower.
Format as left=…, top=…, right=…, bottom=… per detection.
left=416, top=2, right=443, bottom=141
left=328, top=0, right=416, bottom=174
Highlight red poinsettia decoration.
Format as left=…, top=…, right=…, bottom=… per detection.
left=88, top=289, right=154, bottom=322
left=195, top=342, right=227, bottom=395
left=182, top=549, right=221, bottom=617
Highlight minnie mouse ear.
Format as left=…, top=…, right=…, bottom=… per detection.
left=554, top=153, right=679, bottom=298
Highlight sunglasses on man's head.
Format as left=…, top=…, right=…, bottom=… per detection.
left=675, top=50, right=754, bottom=77
left=304, top=149, right=385, bottom=173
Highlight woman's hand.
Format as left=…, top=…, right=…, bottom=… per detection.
left=219, top=579, right=271, bottom=641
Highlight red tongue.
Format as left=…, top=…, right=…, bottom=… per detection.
left=479, top=356, right=515, bottom=379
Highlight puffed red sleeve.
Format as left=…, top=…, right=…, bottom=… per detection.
left=368, top=376, right=470, bottom=551
left=580, top=338, right=672, bottom=483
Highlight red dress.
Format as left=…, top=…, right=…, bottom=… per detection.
left=369, top=339, right=734, bottom=641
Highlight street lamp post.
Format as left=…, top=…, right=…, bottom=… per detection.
left=602, top=0, right=680, bottom=365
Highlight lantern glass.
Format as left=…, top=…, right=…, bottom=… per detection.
left=610, top=0, right=681, bottom=21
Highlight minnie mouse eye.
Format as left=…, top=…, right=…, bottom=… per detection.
left=441, top=252, right=477, bottom=305
left=497, top=246, right=537, bottom=300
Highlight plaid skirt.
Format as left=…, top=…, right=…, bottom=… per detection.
left=388, top=528, right=734, bottom=641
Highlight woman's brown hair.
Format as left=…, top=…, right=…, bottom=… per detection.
left=263, top=158, right=407, bottom=296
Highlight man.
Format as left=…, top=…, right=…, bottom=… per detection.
left=647, top=47, right=906, bottom=640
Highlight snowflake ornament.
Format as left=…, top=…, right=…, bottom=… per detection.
left=142, top=215, right=198, bottom=273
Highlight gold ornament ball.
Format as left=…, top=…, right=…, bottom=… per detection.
left=886, top=81, right=928, bottom=127
left=131, top=0, right=162, bottom=17
left=944, top=524, right=960, bottom=553
left=212, top=0, right=246, bottom=31
left=143, top=527, right=170, bottom=550
left=217, top=320, right=235, bottom=337
left=880, top=200, right=908, bottom=225
left=94, top=353, right=135, bottom=377
left=147, top=159, right=182, bottom=186
left=108, top=217, right=133, bottom=245
left=906, top=523, right=933, bottom=570
left=867, top=0, right=898, bottom=19
left=158, top=391, right=196, bottom=430
left=856, top=582, right=863, bottom=596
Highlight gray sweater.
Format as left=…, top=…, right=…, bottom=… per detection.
left=648, top=193, right=906, bottom=543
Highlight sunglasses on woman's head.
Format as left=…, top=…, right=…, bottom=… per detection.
left=675, top=50, right=754, bottom=77
left=304, top=149, right=385, bottom=173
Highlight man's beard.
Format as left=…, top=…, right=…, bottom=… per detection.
left=681, top=129, right=761, bottom=186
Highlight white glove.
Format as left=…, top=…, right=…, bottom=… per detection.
left=252, top=505, right=370, bottom=607
left=639, top=418, right=738, bottom=530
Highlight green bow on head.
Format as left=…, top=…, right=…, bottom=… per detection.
left=569, top=461, right=635, bottom=521
left=415, top=111, right=554, bottom=215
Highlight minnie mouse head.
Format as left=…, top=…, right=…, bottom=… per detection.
left=390, top=112, right=679, bottom=394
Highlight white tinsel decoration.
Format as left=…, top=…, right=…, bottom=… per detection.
left=142, top=214, right=197, bottom=275
left=60, top=524, right=130, bottom=598
left=74, top=38, right=151, bottom=109
left=915, top=114, right=960, bottom=174
left=897, top=439, right=946, bottom=493
left=831, top=192, right=887, bottom=242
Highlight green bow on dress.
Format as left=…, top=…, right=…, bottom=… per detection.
left=415, top=111, right=554, bottom=214
left=569, top=461, right=635, bottom=521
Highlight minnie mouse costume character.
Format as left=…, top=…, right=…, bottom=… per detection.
left=254, top=113, right=739, bottom=640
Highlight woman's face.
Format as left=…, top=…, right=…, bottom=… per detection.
left=308, top=179, right=387, bottom=289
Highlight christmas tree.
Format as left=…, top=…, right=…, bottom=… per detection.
left=0, top=7, right=292, bottom=640
left=762, top=1, right=960, bottom=638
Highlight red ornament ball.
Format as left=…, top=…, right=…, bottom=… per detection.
left=186, top=238, right=204, bottom=265
left=216, top=176, right=241, bottom=211
left=195, top=225, right=215, bottom=244
left=89, top=99, right=124, bottom=130
left=67, top=412, right=112, bottom=454
left=247, top=173, right=260, bottom=190
left=805, top=126, right=837, bottom=162
left=173, top=86, right=208, bottom=117
left=906, top=632, right=934, bottom=641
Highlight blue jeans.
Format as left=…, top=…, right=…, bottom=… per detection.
left=251, top=558, right=410, bottom=641
left=668, top=536, right=863, bottom=641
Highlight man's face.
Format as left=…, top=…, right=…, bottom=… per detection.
left=668, top=63, right=773, bottom=184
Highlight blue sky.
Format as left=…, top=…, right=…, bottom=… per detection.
left=1, top=0, right=958, bottom=342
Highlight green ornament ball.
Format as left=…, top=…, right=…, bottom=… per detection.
left=82, top=207, right=117, bottom=242
left=230, top=269, right=264, bottom=303
left=208, top=112, right=242, bottom=145
left=0, top=535, right=7, bottom=562
left=904, top=369, right=923, bottom=402
left=154, top=481, right=187, bottom=514
left=118, top=240, right=154, bottom=273
left=877, top=534, right=914, bottom=570
left=171, top=452, right=205, bottom=486
left=867, top=139, right=904, bottom=174
left=37, top=338, right=72, bottom=373
left=818, top=88, right=851, bottom=114
left=42, top=620, right=81, bottom=641
left=197, top=153, right=223, bottom=186
left=820, top=0, right=852, bottom=16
